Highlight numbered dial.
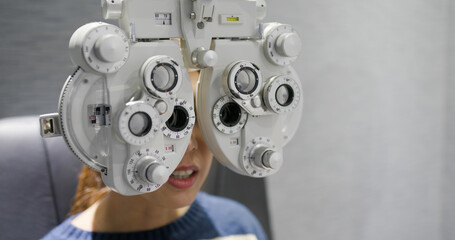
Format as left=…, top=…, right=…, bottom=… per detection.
left=162, top=98, right=196, bottom=139
left=69, top=22, right=129, bottom=73
left=118, top=102, right=160, bottom=146
left=242, top=137, right=283, bottom=177
left=125, top=148, right=170, bottom=193
left=224, top=61, right=263, bottom=100
left=141, top=56, right=183, bottom=98
left=263, top=75, right=302, bottom=113
left=212, top=96, right=248, bottom=134
left=264, top=23, right=301, bottom=66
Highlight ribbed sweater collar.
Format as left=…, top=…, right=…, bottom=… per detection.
left=53, top=199, right=208, bottom=240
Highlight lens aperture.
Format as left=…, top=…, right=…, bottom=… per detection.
left=129, top=112, right=152, bottom=137
left=151, top=63, right=178, bottom=92
left=220, top=102, right=242, bottom=127
left=276, top=84, right=294, bottom=106
left=166, top=106, right=189, bottom=132
left=235, top=67, right=258, bottom=94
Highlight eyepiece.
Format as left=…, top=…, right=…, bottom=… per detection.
left=275, top=84, right=294, bottom=107
left=166, top=106, right=189, bottom=132
left=151, top=63, right=178, bottom=92
left=219, top=102, right=242, bottom=127
left=128, top=112, right=152, bottom=137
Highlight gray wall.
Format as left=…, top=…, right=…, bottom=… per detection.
left=266, top=0, right=451, bottom=239
left=444, top=1, right=455, bottom=240
left=0, top=0, right=103, bottom=118
left=0, top=0, right=453, bottom=240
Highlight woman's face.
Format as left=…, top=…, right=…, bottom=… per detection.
left=139, top=71, right=213, bottom=208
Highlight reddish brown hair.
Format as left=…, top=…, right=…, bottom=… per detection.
left=69, top=165, right=111, bottom=215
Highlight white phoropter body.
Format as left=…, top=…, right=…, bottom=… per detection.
left=197, top=27, right=303, bottom=176
left=60, top=30, right=195, bottom=195
left=39, top=0, right=303, bottom=195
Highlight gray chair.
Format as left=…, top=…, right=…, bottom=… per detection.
left=0, top=116, right=272, bottom=240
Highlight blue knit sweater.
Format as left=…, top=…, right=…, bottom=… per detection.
left=41, top=192, right=267, bottom=240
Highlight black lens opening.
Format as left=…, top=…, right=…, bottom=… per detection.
left=166, top=106, right=189, bottom=132
left=219, top=102, right=242, bottom=127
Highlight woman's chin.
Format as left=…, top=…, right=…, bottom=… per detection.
left=163, top=186, right=199, bottom=208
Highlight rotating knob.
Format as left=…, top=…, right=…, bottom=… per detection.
left=145, top=164, right=169, bottom=185
left=118, top=101, right=160, bottom=145
left=251, top=145, right=283, bottom=170
left=69, top=22, right=129, bottom=73
left=275, top=33, right=302, bottom=58
left=137, top=157, right=170, bottom=185
left=141, top=55, right=183, bottom=98
left=223, top=61, right=263, bottom=100
left=94, top=34, right=126, bottom=63
left=192, top=48, right=218, bottom=68
left=263, top=75, right=302, bottom=114
left=263, top=23, right=301, bottom=66
left=262, top=150, right=283, bottom=169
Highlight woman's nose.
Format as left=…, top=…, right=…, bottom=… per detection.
left=186, top=132, right=198, bottom=153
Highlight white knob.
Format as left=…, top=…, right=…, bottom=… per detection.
left=251, top=95, right=262, bottom=108
left=94, top=34, right=125, bottom=63
left=155, top=100, right=168, bottom=115
left=192, top=49, right=218, bottom=68
left=262, top=150, right=283, bottom=169
left=252, top=146, right=283, bottom=170
left=275, top=33, right=302, bottom=58
left=146, top=164, right=170, bottom=185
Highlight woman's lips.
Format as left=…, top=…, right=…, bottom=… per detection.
left=167, top=165, right=199, bottom=189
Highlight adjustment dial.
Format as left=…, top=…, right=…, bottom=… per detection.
left=141, top=56, right=183, bottom=98
left=162, top=98, right=196, bottom=139
left=69, top=22, right=129, bottom=73
left=191, top=48, right=218, bottom=68
left=118, top=101, right=160, bottom=146
left=276, top=33, right=302, bottom=57
left=264, top=23, right=301, bottom=66
left=125, top=148, right=170, bottom=193
left=263, top=75, right=302, bottom=114
left=212, top=96, right=248, bottom=134
left=250, top=145, right=283, bottom=169
left=242, top=137, right=283, bottom=177
left=223, top=61, right=263, bottom=100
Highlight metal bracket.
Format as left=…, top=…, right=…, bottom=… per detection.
left=39, top=113, right=62, bottom=138
left=192, top=0, right=215, bottom=29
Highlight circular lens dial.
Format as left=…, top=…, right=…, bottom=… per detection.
left=118, top=102, right=160, bottom=145
left=235, top=67, right=259, bottom=94
left=263, top=76, right=302, bottom=114
left=128, top=112, right=152, bottom=137
left=275, top=84, right=294, bottom=106
left=151, top=63, right=178, bottom=92
left=162, top=98, right=196, bottom=139
left=224, top=61, right=263, bottom=100
left=212, top=96, right=248, bottom=134
left=142, top=56, right=183, bottom=98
